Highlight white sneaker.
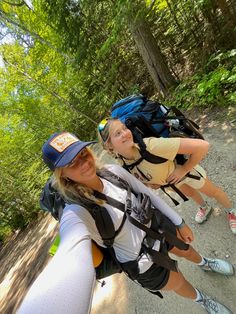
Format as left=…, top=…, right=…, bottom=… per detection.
left=196, top=290, right=233, bottom=314
left=200, top=258, right=234, bottom=276
left=195, top=203, right=212, bottom=223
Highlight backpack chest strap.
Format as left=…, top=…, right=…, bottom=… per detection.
left=121, top=156, right=144, bottom=171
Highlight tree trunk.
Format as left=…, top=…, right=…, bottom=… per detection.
left=215, top=0, right=236, bottom=44
left=217, top=0, right=236, bottom=26
left=130, top=19, right=177, bottom=97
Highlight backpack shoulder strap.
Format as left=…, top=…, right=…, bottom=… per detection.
left=137, top=135, right=167, bottom=164
left=40, top=178, right=123, bottom=275
left=141, top=148, right=167, bottom=164
left=97, top=169, right=130, bottom=191
left=89, top=204, right=118, bottom=247
left=118, top=135, right=167, bottom=172
left=40, top=176, right=118, bottom=248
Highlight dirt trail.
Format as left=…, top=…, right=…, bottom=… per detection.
left=0, top=107, right=235, bottom=314
left=0, top=214, right=58, bottom=313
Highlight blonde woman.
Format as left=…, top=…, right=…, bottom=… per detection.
left=18, top=132, right=234, bottom=314
left=98, top=118, right=236, bottom=234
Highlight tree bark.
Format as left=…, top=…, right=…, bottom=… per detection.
left=217, top=0, right=236, bottom=26
left=130, top=19, right=177, bottom=97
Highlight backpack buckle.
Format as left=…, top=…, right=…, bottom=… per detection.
left=104, top=238, right=114, bottom=247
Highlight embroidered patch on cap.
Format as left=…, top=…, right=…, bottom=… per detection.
left=50, top=133, right=79, bottom=152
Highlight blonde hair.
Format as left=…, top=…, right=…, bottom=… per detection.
left=97, top=118, right=120, bottom=158
left=52, top=148, right=104, bottom=206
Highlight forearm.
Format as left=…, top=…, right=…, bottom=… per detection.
left=18, top=207, right=96, bottom=314
left=148, top=190, right=183, bottom=225
left=181, top=150, right=207, bottom=173
left=175, top=221, right=194, bottom=243
left=177, top=139, right=209, bottom=173
left=17, top=237, right=96, bottom=314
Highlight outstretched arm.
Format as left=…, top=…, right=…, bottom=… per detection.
left=17, top=206, right=96, bottom=314
left=167, top=138, right=209, bottom=184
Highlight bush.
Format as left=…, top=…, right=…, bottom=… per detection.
left=0, top=225, right=12, bottom=243
left=166, top=50, right=236, bottom=108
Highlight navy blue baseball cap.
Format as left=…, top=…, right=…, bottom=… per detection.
left=42, top=132, right=96, bottom=171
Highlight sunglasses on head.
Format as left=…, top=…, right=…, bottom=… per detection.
left=98, top=118, right=110, bottom=142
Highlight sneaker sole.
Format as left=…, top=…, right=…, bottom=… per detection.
left=195, top=207, right=213, bottom=224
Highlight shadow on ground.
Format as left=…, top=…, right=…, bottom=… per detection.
left=0, top=214, right=57, bottom=314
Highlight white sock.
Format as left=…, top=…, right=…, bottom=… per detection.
left=194, top=288, right=203, bottom=302
left=197, top=256, right=207, bottom=266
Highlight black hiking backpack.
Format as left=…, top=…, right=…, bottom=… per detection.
left=40, top=169, right=189, bottom=289
left=111, top=94, right=204, bottom=165
left=111, top=94, right=204, bottom=144
left=110, top=94, right=204, bottom=205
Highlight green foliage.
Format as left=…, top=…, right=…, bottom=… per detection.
left=0, top=225, right=12, bottom=243
left=166, top=50, right=236, bottom=108
left=0, top=113, right=45, bottom=232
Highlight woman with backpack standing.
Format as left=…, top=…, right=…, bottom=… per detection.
left=98, top=118, right=236, bottom=234
left=18, top=131, right=234, bottom=314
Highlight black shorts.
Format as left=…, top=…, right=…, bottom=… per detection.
left=135, top=236, right=173, bottom=292
left=123, top=212, right=178, bottom=292
left=136, top=262, right=170, bottom=291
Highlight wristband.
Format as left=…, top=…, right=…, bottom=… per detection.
left=176, top=219, right=185, bottom=229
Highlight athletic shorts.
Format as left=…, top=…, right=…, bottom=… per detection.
left=136, top=261, right=170, bottom=291
left=122, top=248, right=171, bottom=292
left=176, top=164, right=207, bottom=189
left=122, top=214, right=176, bottom=292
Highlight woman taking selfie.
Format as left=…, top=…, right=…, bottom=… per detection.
left=18, top=132, right=234, bottom=314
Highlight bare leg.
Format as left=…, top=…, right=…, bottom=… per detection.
left=161, top=270, right=197, bottom=299
left=170, top=244, right=202, bottom=264
left=169, top=232, right=234, bottom=276
left=161, top=270, right=233, bottom=313
left=199, top=177, right=232, bottom=208
left=179, top=184, right=205, bottom=205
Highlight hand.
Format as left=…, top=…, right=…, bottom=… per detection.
left=177, top=224, right=194, bottom=244
left=167, top=165, right=188, bottom=184
left=145, top=183, right=161, bottom=189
